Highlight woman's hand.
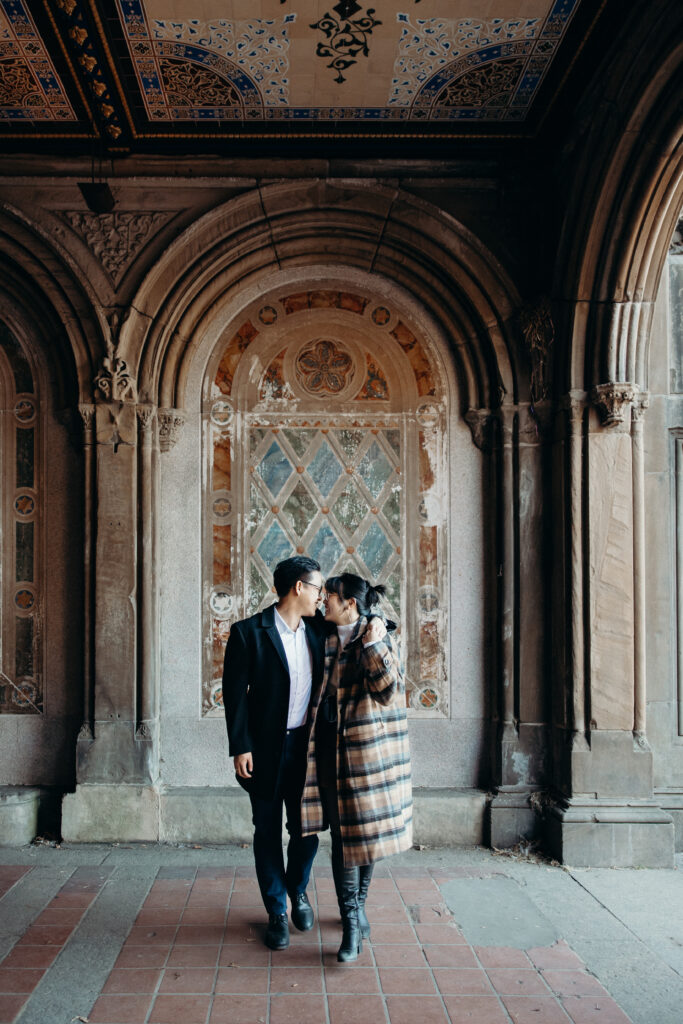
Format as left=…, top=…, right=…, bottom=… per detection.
left=363, top=617, right=387, bottom=645
left=234, top=752, right=253, bottom=778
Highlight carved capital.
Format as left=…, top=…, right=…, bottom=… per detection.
left=560, top=390, right=587, bottom=434
left=631, top=389, right=650, bottom=424
left=590, top=382, right=635, bottom=427
left=136, top=404, right=155, bottom=430
left=94, top=353, right=137, bottom=403
left=77, top=722, right=93, bottom=742
left=78, top=403, right=96, bottom=431
left=464, top=408, right=493, bottom=451
left=158, top=408, right=186, bottom=452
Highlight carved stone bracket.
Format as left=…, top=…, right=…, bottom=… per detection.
left=591, top=382, right=636, bottom=427
left=94, top=349, right=137, bottom=403
left=464, top=408, right=494, bottom=451
left=158, top=408, right=186, bottom=452
left=78, top=403, right=96, bottom=431
left=136, top=404, right=155, bottom=431
left=632, top=389, right=650, bottom=423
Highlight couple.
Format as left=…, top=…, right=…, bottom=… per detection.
left=223, top=555, right=412, bottom=961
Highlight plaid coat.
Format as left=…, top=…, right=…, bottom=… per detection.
left=301, top=617, right=413, bottom=866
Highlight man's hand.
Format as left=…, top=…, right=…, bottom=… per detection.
left=364, top=617, right=387, bottom=645
left=234, top=752, right=253, bottom=778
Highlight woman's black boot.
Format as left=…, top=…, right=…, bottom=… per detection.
left=337, top=868, right=362, bottom=962
left=357, top=864, right=373, bottom=939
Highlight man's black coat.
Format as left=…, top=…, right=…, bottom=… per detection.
left=223, top=604, right=327, bottom=800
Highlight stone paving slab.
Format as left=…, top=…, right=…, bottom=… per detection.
left=0, top=847, right=679, bottom=1024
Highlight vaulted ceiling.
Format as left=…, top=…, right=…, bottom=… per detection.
left=1, top=0, right=612, bottom=153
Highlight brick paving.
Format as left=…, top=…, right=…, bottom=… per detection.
left=0, top=863, right=633, bottom=1024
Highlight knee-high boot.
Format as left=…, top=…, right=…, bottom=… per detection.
left=357, top=864, right=373, bottom=939
left=331, top=838, right=362, bottom=962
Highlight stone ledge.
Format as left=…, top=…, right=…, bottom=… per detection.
left=59, top=785, right=489, bottom=847
left=546, top=799, right=675, bottom=867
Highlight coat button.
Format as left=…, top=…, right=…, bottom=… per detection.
left=383, top=655, right=391, bottom=667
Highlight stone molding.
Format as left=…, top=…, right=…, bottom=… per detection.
left=590, top=382, right=636, bottom=427
left=158, top=408, right=186, bottom=452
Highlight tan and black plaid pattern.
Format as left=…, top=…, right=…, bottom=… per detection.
left=301, top=618, right=413, bottom=867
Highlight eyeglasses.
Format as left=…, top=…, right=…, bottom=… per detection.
left=301, top=580, right=324, bottom=597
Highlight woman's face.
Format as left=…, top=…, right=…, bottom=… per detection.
left=323, top=590, right=358, bottom=625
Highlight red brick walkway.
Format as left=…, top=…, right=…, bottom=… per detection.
left=0, top=866, right=633, bottom=1024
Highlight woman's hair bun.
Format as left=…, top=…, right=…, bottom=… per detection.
left=367, top=583, right=386, bottom=605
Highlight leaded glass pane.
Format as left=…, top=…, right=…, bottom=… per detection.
left=309, top=524, right=343, bottom=576
left=332, top=484, right=369, bottom=536
left=359, top=521, right=394, bottom=577
left=15, top=617, right=33, bottom=677
left=248, top=484, right=269, bottom=534
left=283, top=482, right=317, bottom=537
left=257, top=441, right=292, bottom=497
left=308, top=441, right=343, bottom=497
left=283, top=428, right=314, bottom=458
left=357, top=441, right=392, bottom=499
left=382, top=487, right=401, bottom=535
left=257, top=521, right=292, bottom=568
left=249, top=428, right=267, bottom=455
left=247, top=562, right=269, bottom=614
left=334, top=429, right=364, bottom=460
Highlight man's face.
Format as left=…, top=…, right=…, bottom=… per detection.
left=296, top=572, right=324, bottom=616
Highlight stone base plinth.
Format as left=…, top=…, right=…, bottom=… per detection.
left=61, top=785, right=159, bottom=842
left=488, top=791, right=539, bottom=848
left=655, top=790, right=683, bottom=851
left=61, top=785, right=489, bottom=846
left=0, top=787, right=41, bottom=845
left=546, top=798, right=674, bottom=867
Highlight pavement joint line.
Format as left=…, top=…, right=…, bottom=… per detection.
left=15, top=866, right=157, bottom=1024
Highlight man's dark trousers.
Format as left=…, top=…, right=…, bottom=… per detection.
left=249, top=724, right=318, bottom=915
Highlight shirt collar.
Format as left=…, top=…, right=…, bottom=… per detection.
left=274, top=607, right=306, bottom=636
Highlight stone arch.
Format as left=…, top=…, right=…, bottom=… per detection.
left=553, top=3, right=683, bottom=391
left=122, top=181, right=524, bottom=415
left=0, top=205, right=101, bottom=406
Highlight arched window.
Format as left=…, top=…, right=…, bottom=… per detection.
left=202, top=288, right=449, bottom=718
left=0, top=321, right=42, bottom=715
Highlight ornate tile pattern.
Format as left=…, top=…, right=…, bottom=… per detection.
left=0, top=0, right=76, bottom=122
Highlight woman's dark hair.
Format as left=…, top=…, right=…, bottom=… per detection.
left=325, top=572, right=386, bottom=617
left=273, top=556, right=321, bottom=598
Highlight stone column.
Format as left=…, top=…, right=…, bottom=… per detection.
left=489, top=403, right=551, bottom=846
left=62, top=354, right=161, bottom=840
left=76, top=404, right=96, bottom=745
left=135, top=405, right=160, bottom=782
left=546, top=382, right=673, bottom=866
left=631, top=391, right=649, bottom=745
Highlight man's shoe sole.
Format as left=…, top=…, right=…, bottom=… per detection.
left=264, top=933, right=290, bottom=950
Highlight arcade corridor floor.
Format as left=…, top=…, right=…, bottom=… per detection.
left=0, top=845, right=681, bottom=1024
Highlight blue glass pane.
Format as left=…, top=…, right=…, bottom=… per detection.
left=309, top=524, right=343, bottom=576
left=308, top=441, right=343, bottom=497
left=257, top=441, right=292, bottom=497
left=359, top=522, right=394, bottom=577
left=357, top=441, right=392, bottom=499
left=258, top=521, right=292, bottom=569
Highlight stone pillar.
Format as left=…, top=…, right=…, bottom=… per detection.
left=488, top=403, right=552, bottom=846
left=62, top=390, right=186, bottom=840
left=547, top=383, right=674, bottom=866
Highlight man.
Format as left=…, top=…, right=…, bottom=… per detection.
left=223, top=555, right=326, bottom=950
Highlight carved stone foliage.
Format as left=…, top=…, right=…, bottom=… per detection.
left=61, top=211, right=171, bottom=286
left=94, top=347, right=137, bottom=403
left=158, top=409, right=186, bottom=452
left=591, top=383, right=636, bottom=428
left=519, top=298, right=554, bottom=404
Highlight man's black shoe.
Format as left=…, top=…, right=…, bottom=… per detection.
left=290, top=891, right=315, bottom=931
left=265, top=913, right=290, bottom=949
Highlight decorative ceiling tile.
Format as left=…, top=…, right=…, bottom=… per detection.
left=60, top=210, right=172, bottom=285
left=0, top=0, right=76, bottom=122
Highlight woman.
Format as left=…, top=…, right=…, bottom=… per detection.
left=300, top=572, right=413, bottom=961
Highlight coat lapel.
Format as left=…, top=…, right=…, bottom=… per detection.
left=261, top=605, right=289, bottom=675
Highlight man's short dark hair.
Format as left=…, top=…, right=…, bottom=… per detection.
left=273, top=556, right=321, bottom=598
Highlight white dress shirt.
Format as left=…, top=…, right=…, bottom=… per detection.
left=275, top=607, right=313, bottom=728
